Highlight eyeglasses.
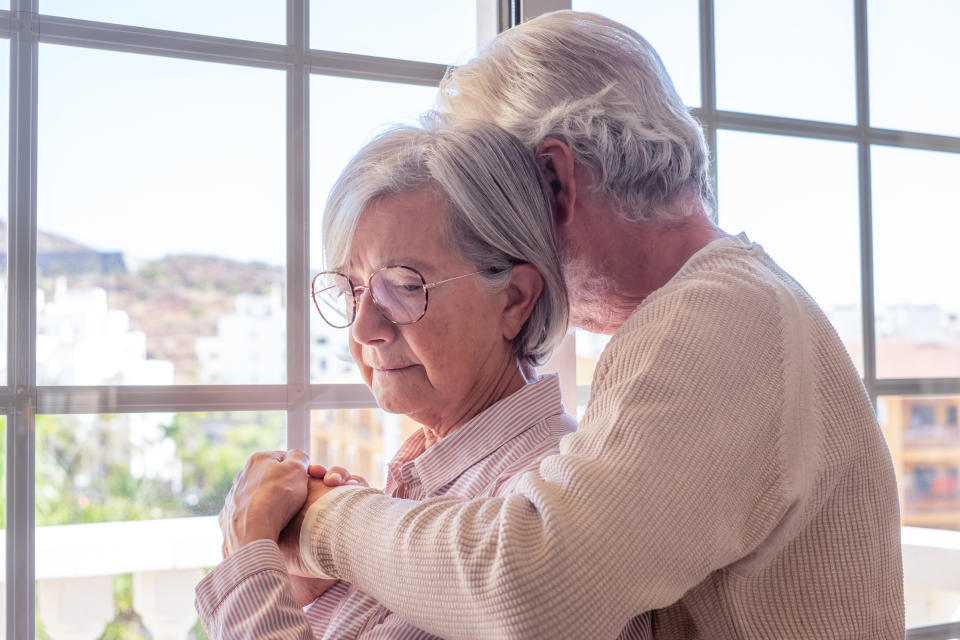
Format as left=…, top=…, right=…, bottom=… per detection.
left=311, top=265, right=486, bottom=328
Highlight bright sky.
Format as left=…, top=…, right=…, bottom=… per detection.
left=3, top=0, right=958, bottom=319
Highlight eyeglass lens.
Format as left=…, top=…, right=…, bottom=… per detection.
left=312, top=272, right=354, bottom=328
left=313, top=266, right=428, bottom=327
left=369, top=267, right=427, bottom=324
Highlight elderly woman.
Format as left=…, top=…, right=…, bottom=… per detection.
left=195, top=121, right=652, bottom=639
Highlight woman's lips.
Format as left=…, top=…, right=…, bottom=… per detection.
left=373, top=365, right=414, bottom=374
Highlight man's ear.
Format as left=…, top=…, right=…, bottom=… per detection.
left=536, top=139, right=577, bottom=227
left=500, top=264, right=544, bottom=342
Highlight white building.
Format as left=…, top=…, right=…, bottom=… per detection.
left=196, top=286, right=358, bottom=384
left=36, top=277, right=174, bottom=387
left=35, top=277, right=178, bottom=485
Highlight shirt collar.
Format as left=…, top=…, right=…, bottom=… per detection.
left=386, top=373, right=565, bottom=498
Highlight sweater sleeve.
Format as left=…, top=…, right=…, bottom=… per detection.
left=303, top=272, right=800, bottom=639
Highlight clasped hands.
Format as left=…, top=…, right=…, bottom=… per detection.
left=218, top=449, right=368, bottom=604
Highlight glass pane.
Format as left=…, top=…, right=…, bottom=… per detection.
left=0, top=41, right=8, bottom=386
left=35, top=411, right=283, bottom=638
left=311, top=0, right=478, bottom=65
left=869, top=0, right=960, bottom=138
left=311, top=408, right=419, bottom=489
left=571, top=0, right=700, bottom=107
left=715, top=0, right=855, bottom=123
left=872, top=146, right=960, bottom=379
left=38, top=45, right=286, bottom=386
left=0, top=416, right=5, bottom=631
left=880, top=394, right=960, bottom=629
left=309, top=75, right=437, bottom=383
left=576, top=329, right=611, bottom=387
left=40, top=0, right=284, bottom=44
left=717, top=131, right=863, bottom=372
left=880, top=395, right=960, bottom=532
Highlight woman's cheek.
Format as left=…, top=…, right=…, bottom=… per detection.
left=348, top=339, right=372, bottom=386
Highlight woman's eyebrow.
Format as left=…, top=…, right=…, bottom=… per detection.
left=346, top=258, right=441, bottom=277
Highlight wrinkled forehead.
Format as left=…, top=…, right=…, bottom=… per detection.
left=342, top=186, right=459, bottom=275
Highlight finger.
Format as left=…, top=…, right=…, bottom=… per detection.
left=307, top=464, right=327, bottom=479
left=323, top=465, right=351, bottom=486
left=284, top=448, right=310, bottom=469
left=347, top=475, right=369, bottom=487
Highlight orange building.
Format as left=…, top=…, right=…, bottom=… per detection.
left=881, top=395, right=960, bottom=531
left=310, top=409, right=421, bottom=488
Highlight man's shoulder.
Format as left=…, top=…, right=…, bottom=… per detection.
left=623, top=242, right=793, bottom=343
left=589, top=241, right=812, bottom=400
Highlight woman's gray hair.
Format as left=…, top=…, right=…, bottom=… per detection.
left=435, top=10, right=716, bottom=222
left=322, top=121, right=569, bottom=366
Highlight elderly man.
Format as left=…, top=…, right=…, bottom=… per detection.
left=222, top=10, right=904, bottom=639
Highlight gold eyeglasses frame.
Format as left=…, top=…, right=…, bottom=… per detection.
left=310, top=264, right=486, bottom=328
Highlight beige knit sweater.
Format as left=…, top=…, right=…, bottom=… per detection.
left=302, top=234, right=905, bottom=639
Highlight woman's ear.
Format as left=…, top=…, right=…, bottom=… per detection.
left=500, top=264, right=544, bottom=342
left=536, top=139, right=577, bottom=227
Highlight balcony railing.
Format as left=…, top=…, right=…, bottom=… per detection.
left=0, top=521, right=957, bottom=638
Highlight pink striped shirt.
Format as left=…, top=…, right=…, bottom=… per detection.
left=196, top=375, right=652, bottom=639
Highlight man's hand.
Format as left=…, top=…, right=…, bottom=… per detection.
left=277, top=477, right=338, bottom=576
left=219, top=449, right=310, bottom=558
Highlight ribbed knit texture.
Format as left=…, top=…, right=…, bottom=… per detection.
left=305, top=234, right=905, bottom=639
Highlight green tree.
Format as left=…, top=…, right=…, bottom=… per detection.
left=31, top=411, right=284, bottom=638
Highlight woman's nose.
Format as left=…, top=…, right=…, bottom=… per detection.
left=350, top=288, right=394, bottom=345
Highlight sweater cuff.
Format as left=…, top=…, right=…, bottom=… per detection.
left=299, top=485, right=377, bottom=579
left=194, top=538, right=285, bottom=620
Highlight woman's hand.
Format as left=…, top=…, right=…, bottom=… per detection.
left=288, top=575, right=339, bottom=607
left=308, top=463, right=369, bottom=488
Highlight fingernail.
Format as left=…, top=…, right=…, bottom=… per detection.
left=326, top=472, right=342, bottom=484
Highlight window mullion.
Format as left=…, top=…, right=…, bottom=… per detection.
left=854, top=0, right=877, bottom=404
left=286, top=0, right=310, bottom=452
left=7, top=2, right=39, bottom=638
left=521, top=0, right=570, bottom=22
left=699, top=0, right=718, bottom=216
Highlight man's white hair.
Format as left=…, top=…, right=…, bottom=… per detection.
left=436, top=10, right=715, bottom=222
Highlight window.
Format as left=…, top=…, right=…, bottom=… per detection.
left=310, top=0, right=479, bottom=65
left=868, top=0, right=960, bottom=138
left=38, top=45, right=286, bottom=386
left=566, top=0, right=960, bottom=630
left=714, top=0, right=856, bottom=123
left=39, top=0, right=286, bottom=43
left=909, top=405, right=936, bottom=430
left=6, top=1, right=960, bottom=636
left=4, top=2, right=497, bottom=637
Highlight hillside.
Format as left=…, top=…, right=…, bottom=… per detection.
left=27, top=229, right=284, bottom=383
